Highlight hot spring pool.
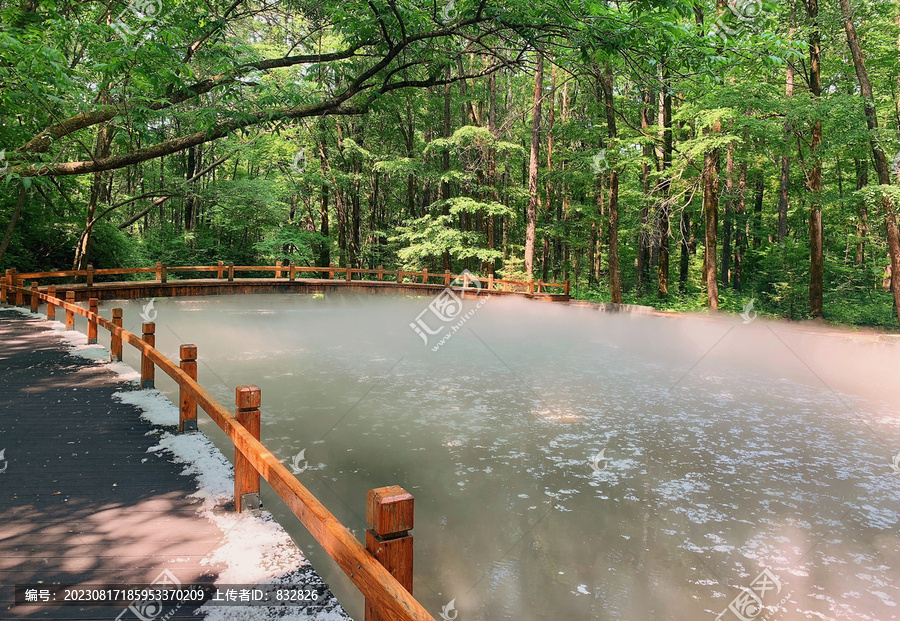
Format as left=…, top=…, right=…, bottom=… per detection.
left=86, top=293, right=899, bottom=620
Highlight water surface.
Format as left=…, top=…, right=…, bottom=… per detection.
left=90, top=293, right=900, bottom=620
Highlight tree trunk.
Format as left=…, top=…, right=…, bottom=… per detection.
left=841, top=0, right=900, bottom=323
left=722, top=140, right=734, bottom=285
left=702, top=131, right=721, bottom=311
left=638, top=88, right=653, bottom=291
left=656, top=67, right=673, bottom=297
left=807, top=0, right=824, bottom=318
left=679, top=208, right=691, bottom=287
left=601, top=62, right=622, bottom=303
left=524, top=53, right=544, bottom=280
left=778, top=39, right=795, bottom=241
left=854, top=158, right=869, bottom=264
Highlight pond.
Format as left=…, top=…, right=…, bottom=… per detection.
left=92, top=292, right=900, bottom=620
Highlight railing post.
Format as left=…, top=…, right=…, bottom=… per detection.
left=15, top=278, right=24, bottom=307
left=161, top=262, right=167, bottom=284
left=228, top=262, right=234, bottom=282
left=87, top=298, right=98, bottom=343
left=444, top=270, right=450, bottom=286
left=290, top=262, right=296, bottom=281
left=156, top=262, right=162, bottom=282
left=235, top=385, right=261, bottom=512
left=217, top=261, right=224, bottom=279
left=46, top=286, right=56, bottom=321
left=537, top=280, right=543, bottom=294
left=529, top=280, right=535, bottom=295
left=110, top=308, right=123, bottom=361
left=488, top=274, right=494, bottom=291
left=503, top=281, right=508, bottom=292
left=30, top=282, right=40, bottom=313
left=463, top=272, right=470, bottom=290
left=396, top=269, right=403, bottom=283
left=275, top=260, right=282, bottom=279
left=179, top=345, right=198, bottom=432
left=365, top=486, right=414, bottom=621
left=65, top=291, right=75, bottom=330
left=141, top=322, right=155, bottom=389
left=1, top=269, right=9, bottom=304
left=421, top=268, right=427, bottom=284
left=377, top=265, right=383, bottom=281
left=564, top=280, right=570, bottom=296
left=345, top=266, right=352, bottom=282
left=86, top=264, right=94, bottom=287
left=329, top=263, right=334, bottom=279
left=7, top=269, right=17, bottom=305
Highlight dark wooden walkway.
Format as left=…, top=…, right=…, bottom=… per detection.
left=0, top=309, right=226, bottom=619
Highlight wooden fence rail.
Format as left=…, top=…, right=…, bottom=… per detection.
left=7, top=263, right=569, bottom=296
left=4, top=283, right=434, bottom=621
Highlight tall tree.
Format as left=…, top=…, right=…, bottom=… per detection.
left=806, top=0, right=825, bottom=318
left=840, top=0, right=900, bottom=323
left=524, top=53, right=544, bottom=280
left=601, top=62, right=622, bottom=303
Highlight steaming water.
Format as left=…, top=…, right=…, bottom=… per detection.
left=88, top=293, right=900, bottom=620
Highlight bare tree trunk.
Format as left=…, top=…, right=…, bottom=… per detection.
left=841, top=0, right=900, bottom=323
left=524, top=53, right=544, bottom=280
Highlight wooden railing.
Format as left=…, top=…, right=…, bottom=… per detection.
left=2, top=262, right=570, bottom=297
left=3, top=283, right=433, bottom=621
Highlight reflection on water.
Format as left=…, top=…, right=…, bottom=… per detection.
left=95, top=293, right=900, bottom=620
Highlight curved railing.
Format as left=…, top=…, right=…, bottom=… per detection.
left=3, top=262, right=570, bottom=298
left=2, top=282, right=433, bottom=621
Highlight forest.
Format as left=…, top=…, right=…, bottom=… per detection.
left=2, top=0, right=900, bottom=327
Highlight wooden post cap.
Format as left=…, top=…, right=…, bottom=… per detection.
left=180, top=344, right=198, bottom=360
left=236, top=385, right=261, bottom=409
left=112, top=308, right=123, bottom=318
left=367, top=486, right=414, bottom=537
left=142, top=322, right=155, bottom=333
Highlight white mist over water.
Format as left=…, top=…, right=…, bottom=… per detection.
left=87, top=293, right=900, bottom=620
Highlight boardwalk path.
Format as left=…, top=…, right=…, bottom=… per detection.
left=0, top=308, right=349, bottom=620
